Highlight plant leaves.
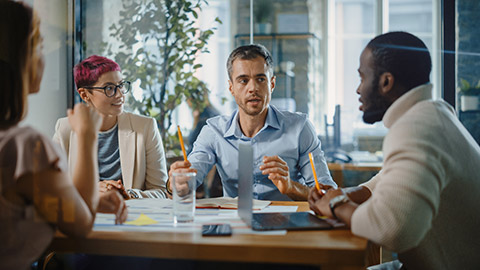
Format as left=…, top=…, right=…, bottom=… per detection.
left=107, top=0, right=219, bottom=151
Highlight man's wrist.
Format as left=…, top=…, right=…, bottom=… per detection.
left=283, top=178, right=310, bottom=201
left=166, top=179, right=173, bottom=195
left=329, top=193, right=350, bottom=220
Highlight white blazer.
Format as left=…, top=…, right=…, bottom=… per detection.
left=53, top=112, right=168, bottom=198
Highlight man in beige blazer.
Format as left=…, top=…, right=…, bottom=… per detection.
left=309, top=32, right=480, bottom=269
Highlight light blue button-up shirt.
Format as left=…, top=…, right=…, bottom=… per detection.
left=188, top=105, right=336, bottom=201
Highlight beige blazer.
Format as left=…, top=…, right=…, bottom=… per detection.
left=53, top=112, right=168, bottom=198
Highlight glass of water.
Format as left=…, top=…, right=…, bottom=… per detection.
left=172, top=172, right=196, bottom=223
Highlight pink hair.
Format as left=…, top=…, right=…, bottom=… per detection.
left=73, top=55, right=121, bottom=90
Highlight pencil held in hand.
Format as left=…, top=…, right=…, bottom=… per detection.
left=177, top=125, right=188, bottom=161
left=308, top=152, right=321, bottom=191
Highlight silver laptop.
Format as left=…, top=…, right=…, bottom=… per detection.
left=237, top=143, right=333, bottom=231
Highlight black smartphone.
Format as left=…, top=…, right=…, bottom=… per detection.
left=201, top=224, right=232, bottom=236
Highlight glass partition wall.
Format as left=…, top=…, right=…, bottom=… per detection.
left=77, top=0, right=455, bottom=187
left=456, top=0, right=480, bottom=146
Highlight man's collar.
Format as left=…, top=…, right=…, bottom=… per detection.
left=223, top=111, right=241, bottom=138
left=223, top=105, right=281, bottom=139
left=383, top=83, right=433, bottom=128
left=265, top=105, right=281, bottom=130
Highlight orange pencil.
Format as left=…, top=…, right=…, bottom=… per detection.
left=177, top=125, right=188, bottom=162
left=308, top=152, right=321, bottom=191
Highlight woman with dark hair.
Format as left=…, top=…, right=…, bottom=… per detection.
left=0, top=2, right=126, bottom=269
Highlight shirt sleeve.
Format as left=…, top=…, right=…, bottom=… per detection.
left=127, top=188, right=166, bottom=199
left=143, top=118, right=168, bottom=198
left=297, top=119, right=337, bottom=188
left=188, top=125, right=216, bottom=187
left=52, top=118, right=71, bottom=154
left=187, top=119, right=207, bottom=155
left=52, top=119, right=63, bottom=147
left=351, top=120, right=447, bottom=252
left=14, top=130, right=67, bottom=180
left=359, top=172, right=381, bottom=192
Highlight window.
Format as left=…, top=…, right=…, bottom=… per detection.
left=327, top=0, right=438, bottom=152
left=456, top=0, right=480, bottom=146
left=81, top=0, right=229, bottom=152
left=79, top=0, right=440, bottom=156
left=248, top=0, right=439, bottom=155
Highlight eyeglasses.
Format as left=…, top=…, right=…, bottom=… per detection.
left=83, top=81, right=131, bottom=97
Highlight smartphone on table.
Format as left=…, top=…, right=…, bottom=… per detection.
left=201, top=224, right=232, bottom=236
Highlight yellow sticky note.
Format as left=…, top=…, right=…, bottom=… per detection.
left=125, top=213, right=158, bottom=226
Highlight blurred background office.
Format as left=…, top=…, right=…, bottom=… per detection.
left=25, top=0, right=479, bottom=188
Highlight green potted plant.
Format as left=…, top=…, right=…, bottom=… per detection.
left=459, top=78, right=480, bottom=111
left=253, top=0, right=273, bottom=34
left=105, top=0, right=221, bottom=154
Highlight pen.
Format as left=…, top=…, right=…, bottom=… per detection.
left=177, top=125, right=188, bottom=162
left=308, top=152, right=321, bottom=191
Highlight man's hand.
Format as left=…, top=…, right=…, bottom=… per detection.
left=167, top=160, right=197, bottom=197
left=99, top=180, right=129, bottom=199
left=309, top=186, right=362, bottom=227
left=171, top=173, right=193, bottom=197
left=168, top=160, right=197, bottom=177
left=307, top=184, right=335, bottom=205
left=308, top=187, right=330, bottom=216
left=260, top=155, right=292, bottom=194
left=308, top=186, right=324, bottom=208
left=260, top=155, right=309, bottom=201
left=98, top=190, right=128, bottom=224
left=308, top=188, right=344, bottom=218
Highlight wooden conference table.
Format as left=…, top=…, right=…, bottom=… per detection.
left=49, top=201, right=379, bottom=270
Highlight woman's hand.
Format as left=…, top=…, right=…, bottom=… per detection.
left=98, top=190, right=128, bottom=224
left=99, top=180, right=129, bottom=199
left=67, top=103, right=102, bottom=138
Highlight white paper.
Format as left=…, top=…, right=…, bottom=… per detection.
left=94, top=198, right=287, bottom=235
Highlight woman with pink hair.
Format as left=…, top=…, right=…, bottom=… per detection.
left=53, top=55, right=168, bottom=199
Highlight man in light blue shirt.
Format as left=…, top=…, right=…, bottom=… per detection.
left=169, top=44, right=335, bottom=201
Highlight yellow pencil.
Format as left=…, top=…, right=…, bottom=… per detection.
left=177, top=125, right=188, bottom=162
left=308, top=152, right=321, bottom=191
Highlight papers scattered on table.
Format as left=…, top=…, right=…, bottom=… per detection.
left=126, top=197, right=173, bottom=210
left=93, top=198, right=285, bottom=235
left=196, top=197, right=271, bottom=210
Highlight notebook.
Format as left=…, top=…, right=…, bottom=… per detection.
left=196, top=197, right=270, bottom=210
left=237, top=143, right=333, bottom=231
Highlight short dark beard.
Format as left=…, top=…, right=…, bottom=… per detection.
left=362, top=75, right=392, bottom=124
